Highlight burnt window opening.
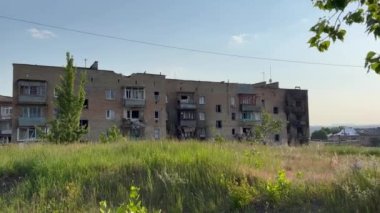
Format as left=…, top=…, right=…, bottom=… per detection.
left=273, top=107, right=279, bottom=114
left=131, top=110, right=139, bottom=119
left=83, top=99, right=89, bottom=109
left=154, top=111, right=159, bottom=120
left=297, top=127, right=303, bottom=136
left=275, top=134, right=280, bottom=142
left=231, top=112, right=236, bottom=120
left=216, top=120, right=222, bottom=129
left=79, top=120, right=88, bottom=129
left=154, top=91, right=159, bottom=102
left=216, top=105, right=222, bottom=113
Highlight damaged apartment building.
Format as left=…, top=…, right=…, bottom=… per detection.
left=11, top=63, right=309, bottom=145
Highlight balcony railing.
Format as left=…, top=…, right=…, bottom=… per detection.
left=123, top=99, right=145, bottom=107
left=18, top=95, right=47, bottom=104
left=18, top=117, right=46, bottom=126
left=178, top=102, right=197, bottom=110
left=240, top=104, right=261, bottom=112
left=1, top=129, right=11, bottom=135
left=180, top=120, right=197, bottom=127
left=0, top=115, right=11, bottom=120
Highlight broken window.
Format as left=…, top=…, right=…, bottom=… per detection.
left=106, top=110, right=115, bottom=120
left=216, top=120, right=222, bottom=128
left=83, top=99, right=89, bottom=109
left=216, top=105, right=222, bottom=113
left=155, top=111, right=159, bottom=120
left=296, top=101, right=301, bottom=107
left=154, top=91, right=160, bottom=102
left=232, top=128, right=235, bottom=135
left=231, top=112, right=236, bottom=120
left=79, top=120, right=89, bottom=129
left=275, top=134, right=280, bottom=142
left=273, top=107, right=279, bottom=114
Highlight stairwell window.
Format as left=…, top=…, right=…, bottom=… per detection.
left=155, top=111, right=159, bottom=121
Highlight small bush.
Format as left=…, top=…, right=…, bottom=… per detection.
left=99, top=125, right=124, bottom=143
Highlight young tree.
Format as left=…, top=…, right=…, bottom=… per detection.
left=45, top=52, right=87, bottom=143
left=253, top=111, right=282, bottom=144
left=308, top=0, right=380, bottom=74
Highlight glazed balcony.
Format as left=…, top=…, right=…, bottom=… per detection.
left=123, top=99, right=145, bottom=108
left=18, top=117, right=46, bottom=126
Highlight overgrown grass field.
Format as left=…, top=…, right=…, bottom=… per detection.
left=0, top=141, right=379, bottom=212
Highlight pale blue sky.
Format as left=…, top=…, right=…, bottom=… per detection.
left=0, top=0, right=379, bottom=125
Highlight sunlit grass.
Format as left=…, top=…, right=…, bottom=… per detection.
left=0, top=141, right=379, bottom=212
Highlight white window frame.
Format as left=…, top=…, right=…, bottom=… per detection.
left=106, top=109, right=115, bottom=120
left=105, top=89, right=115, bottom=100
left=21, top=106, right=43, bottom=118
left=198, top=112, right=205, bottom=121
left=199, top=96, right=205, bottom=105
left=154, top=128, right=160, bottom=139
left=124, top=88, right=145, bottom=100
left=17, top=127, right=37, bottom=142
left=1, top=107, right=12, bottom=116
left=230, top=96, right=235, bottom=106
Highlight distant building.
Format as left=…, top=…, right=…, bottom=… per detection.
left=0, top=95, right=12, bottom=143
left=328, top=127, right=359, bottom=142
left=12, top=63, right=310, bottom=145
left=356, top=127, right=380, bottom=146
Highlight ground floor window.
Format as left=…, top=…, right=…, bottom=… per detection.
left=154, top=128, right=160, bottom=139
left=17, top=127, right=36, bottom=141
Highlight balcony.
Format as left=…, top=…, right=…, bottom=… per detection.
left=178, top=102, right=197, bottom=110
left=179, top=120, right=197, bottom=127
left=1, top=129, right=11, bottom=135
left=18, top=117, right=46, bottom=126
left=18, top=95, right=47, bottom=104
left=240, top=104, right=261, bottom=112
left=123, top=99, right=145, bottom=108
left=0, top=115, right=11, bottom=120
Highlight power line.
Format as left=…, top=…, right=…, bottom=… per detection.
left=0, top=15, right=364, bottom=68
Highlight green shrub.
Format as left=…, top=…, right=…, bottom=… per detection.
left=99, top=125, right=124, bottom=143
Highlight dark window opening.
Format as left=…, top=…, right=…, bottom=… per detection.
left=216, top=105, right=222, bottom=113
left=216, top=120, right=222, bottom=128
left=155, top=111, right=159, bottom=120
left=232, top=128, right=235, bottom=135
left=273, top=107, right=279, bottom=114
left=297, top=127, right=303, bottom=136
left=90, top=77, right=93, bottom=82
left=261, top=99, right=265, bottom=106
left=296, top=101, right=301, bottom=107
left=132, top=110, right=139, bottom=119
left=154, top=91, right=159, bottom=102
left=231, top=112, right=236, bottom=120
left=79, top=120, right=88, bottom=129
left=83, top=99, right=89, bottom=109
left=275, top=134, right=280, bottom=142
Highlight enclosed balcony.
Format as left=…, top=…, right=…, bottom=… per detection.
left=18, top=117, right=46, bottom=126
left=17, top=80, right=47, bottom=104
left=123, top=99, right=145, bottom=107
left=179, top=120, right=197, bottom=127
left=240, top=104, right=261, bottom=112
left=177, top=92, right=196, bottom=110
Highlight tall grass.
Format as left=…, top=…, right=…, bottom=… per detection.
left=0, top=141, right=379, bottom=212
